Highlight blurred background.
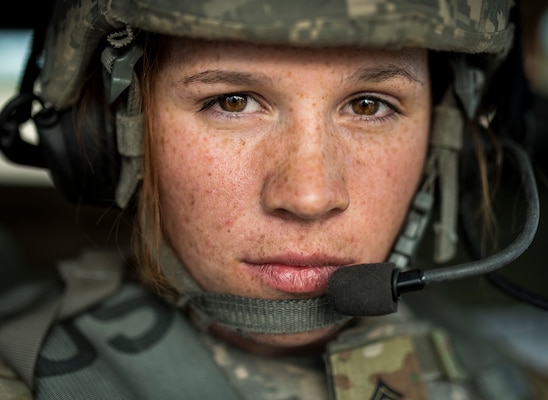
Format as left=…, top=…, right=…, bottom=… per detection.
left=0, top=0, right=547, bottom=396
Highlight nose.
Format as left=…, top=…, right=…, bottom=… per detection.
left=261, top=119, right=350, bottom=221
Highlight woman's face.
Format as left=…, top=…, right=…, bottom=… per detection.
left=151, top=37, right=431, bottom=350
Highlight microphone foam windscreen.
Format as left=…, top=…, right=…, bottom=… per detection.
left=327, top=263, right=398, bottom=316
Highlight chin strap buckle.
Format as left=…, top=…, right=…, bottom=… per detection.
left=388, top=190, right=434, bottom=270
left=102, top=44, right=144, bottom=104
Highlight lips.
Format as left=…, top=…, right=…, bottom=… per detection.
left=244, top=256, right=351, bottom=295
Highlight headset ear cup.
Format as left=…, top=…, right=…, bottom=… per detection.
left=34, top=99, right=120, bottom=206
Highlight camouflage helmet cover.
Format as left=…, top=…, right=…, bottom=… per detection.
left=41, top=0, right=515, bottom=109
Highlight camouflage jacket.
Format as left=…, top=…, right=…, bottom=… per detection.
left=0, top=280, right=537, bottom=400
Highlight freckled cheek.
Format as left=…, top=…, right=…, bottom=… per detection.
left=385, top=149, right=425, bottom=186
left=384, top=117, right=429, bottom=176
left=154, top=120, right=252, bottom=249
left=155, top=129, right=197, bottom=205
left=352, top=121, right=428, bottom=249
left=153, top=117, right=199, bottom=220
left=153, top=126, right=262, bottom=293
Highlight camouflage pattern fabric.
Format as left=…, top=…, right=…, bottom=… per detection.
left=322, top=298, right=537, bottom=400
left=40, top=0, right=514, bottom=110
left=0, top=282, right=536, bottom=400
left=0, top=358, right=32, bottom=400
left=327, top=334, right=429, bottom=399
left=326, top=322, right=468, bottom=399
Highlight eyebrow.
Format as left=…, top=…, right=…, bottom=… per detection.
left=182, top=70, right=273, bottom=86
left=180, top=64, right=422, bottom=87
left=348, top=65, right=423, bottom=85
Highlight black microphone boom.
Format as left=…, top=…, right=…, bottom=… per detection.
left=328, top=140, right=540, bottom=317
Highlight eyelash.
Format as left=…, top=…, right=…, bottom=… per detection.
left=198, top=93, right=262, bottom=119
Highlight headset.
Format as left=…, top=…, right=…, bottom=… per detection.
left=0, top=92, right=119, bottom=205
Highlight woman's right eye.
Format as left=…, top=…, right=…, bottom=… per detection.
left=200, top=93, right=262, bottom=115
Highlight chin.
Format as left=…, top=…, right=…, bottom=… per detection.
left=209, top=323, right=344, bottom=356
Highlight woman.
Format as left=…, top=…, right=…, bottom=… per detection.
left=145, top=37, right=430, bottom=351
left=0, top=0, right=539, bottom=398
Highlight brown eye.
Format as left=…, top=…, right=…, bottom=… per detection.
left=351, top=98, right=380, bottom=115
left=219, top=94, right=247, bottom=112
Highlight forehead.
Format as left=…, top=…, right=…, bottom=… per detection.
left=158, top=36, right=428, bottom=77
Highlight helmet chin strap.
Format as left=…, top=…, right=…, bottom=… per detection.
left=158, top=242, right=353, bottom=334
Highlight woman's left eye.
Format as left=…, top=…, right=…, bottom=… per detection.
left=345, top=96, right=395, bottom=119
